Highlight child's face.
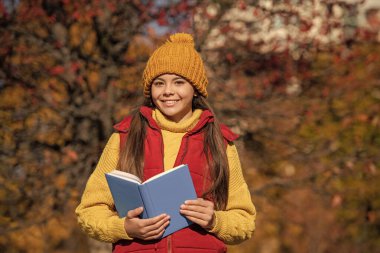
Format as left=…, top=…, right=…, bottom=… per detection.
left=151, top=74, right=195, bottom=123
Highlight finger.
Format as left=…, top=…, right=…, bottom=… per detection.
left=182, top=215, right=208, bottom=228
left=180, top=208, right=211, bottom=221
left=182, top=209, right=215, bottom=229
left=127, top=206, right=144, bottom=219
left=143, top=220, right=170, bottom=239
left=142, top=215, right=170, bottom=233
left=180, top=203, right=213, bottom=216
left=184, top=198, right=213, bottom=208
left=142, top=225, right=167, bottom=240
left=141, top=213, right=170, bottom=227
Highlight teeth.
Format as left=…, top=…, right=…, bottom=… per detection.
left=163, top=100, right=178, bottom=106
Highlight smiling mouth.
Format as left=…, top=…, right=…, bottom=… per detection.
left=161, top=100, right=180, bottom=106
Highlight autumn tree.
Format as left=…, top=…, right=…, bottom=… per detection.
left=0, top=0, right=197, bottom=252
left=190, top=1, right=380, bottom=252
left=1, top=0, right=380, bottom=253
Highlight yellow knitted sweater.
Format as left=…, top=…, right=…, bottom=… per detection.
left=75, top=109, right=256, bottom=244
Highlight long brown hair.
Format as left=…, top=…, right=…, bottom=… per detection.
left=117, top=96, right=229, bottom=210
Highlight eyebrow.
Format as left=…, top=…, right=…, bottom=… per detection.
left=153, top=77, right=185, bottom=82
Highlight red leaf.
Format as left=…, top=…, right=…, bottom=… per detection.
left=50, top=66, right=65, bottom=75
left=157, top=10, right=168, bottom=26
left=322, top=87, right=329, bottom=97
left=254, top=90, right=263, bottom=99
left=157, top=16, right=168, bottom=26
left=300, top=21, right=312, bottom=32
left=169, top=6, right=177, bottom=17
left=177, top=1, right=188, bottom=12
left=48, top=14, right=56, bottom=23
left=106, top=2, right=116, bottom=13
left=70, top=62, right=80, bottom=72
left=356, top=114, right=368, bottom=122
left=0, top=2, right=8, bottom=17
left=226, top=53, right=235, bottom=63
left=72, top=11, right=81, bottom=20
left=239, top=1, right=247, bottom=10
left=220, top=25, right=232, bottom=34
left=64, top=148, right=78, bottom=161
left=252, top=8, right=261, bottom=17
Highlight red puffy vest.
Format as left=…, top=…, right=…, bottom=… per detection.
left=112, top=106, right=238, bottom=253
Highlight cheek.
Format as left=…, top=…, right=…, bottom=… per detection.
left=151, top=97, right=160, bottom=108
left=151, top=88, right=160, bottom=101
left=150, top=86, right=158, bottom=97
left=179, top=87, right=195, bottom=98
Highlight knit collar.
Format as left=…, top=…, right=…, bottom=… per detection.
left=153, top=108, right=203, bottom=133
left=114, top=106, right=215, bottom=135
left=114, top=106, right=224, bottom=138
left=114, top=106, right=239, bottom=142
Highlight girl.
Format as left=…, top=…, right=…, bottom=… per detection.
left=76, top=33, right=256, bottom=253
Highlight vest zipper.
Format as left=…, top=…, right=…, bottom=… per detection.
left=159, top=130, right=165, bottom=170
left=167, top=235, right=172, bottom=253
left=179, top=135, right=189, bottom=164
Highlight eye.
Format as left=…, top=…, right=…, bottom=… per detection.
left=174, top=79, right=186, bottom=85
left=153, top=81, right=164, bottom=87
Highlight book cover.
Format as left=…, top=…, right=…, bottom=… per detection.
left=105, top=164, right=197, bottom=238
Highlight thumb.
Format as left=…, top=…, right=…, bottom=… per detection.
left=127, top=206, right=144, bottom=219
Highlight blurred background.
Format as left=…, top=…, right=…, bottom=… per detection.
left=1, top=0, right=380, bottom=252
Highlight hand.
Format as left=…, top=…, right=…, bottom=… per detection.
left=180, top=198, right=216, bottom=230
left=124, top=207, right=170, bottom=240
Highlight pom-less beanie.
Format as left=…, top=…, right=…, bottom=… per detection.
left=142, top=33, right=208, bottom=97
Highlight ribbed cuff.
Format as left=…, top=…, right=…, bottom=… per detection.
left=207, top=211, right=222, bottom=234
left=110, top=217, right=133, bottom=241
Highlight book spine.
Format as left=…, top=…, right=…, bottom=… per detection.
left=139, top=185, right=156, bottom=218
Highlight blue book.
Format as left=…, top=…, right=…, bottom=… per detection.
left=105, top=164, right=197, bottom=238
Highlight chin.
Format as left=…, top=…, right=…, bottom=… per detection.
left=161, top=109, right=181, bottom=118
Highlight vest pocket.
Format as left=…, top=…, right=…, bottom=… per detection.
left=172, top=225, right=226, bottom=253
left=112, top=239, right=164, bottom=253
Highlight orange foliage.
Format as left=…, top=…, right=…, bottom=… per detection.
left=1, top=1, right=379, bottom=253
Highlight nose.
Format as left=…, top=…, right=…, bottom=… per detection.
left=163, top=83, right=174, bottom=96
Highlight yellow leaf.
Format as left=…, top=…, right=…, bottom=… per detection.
left=82, top=30, right=96, bottom=55
left=69, top=23, right=82, bottom=47
left=0, top=86, right=27, bottom=109
left=46, top=217, right=71, bottom=243
left=87, top=70, right=100, bottom=92
left=40, top=78, right=69, bottom=106
left=9, top=225, right=44, bottom=253
left=55, top=174, right=67, bottom=190
left=25, top=107, right=66, bottom=146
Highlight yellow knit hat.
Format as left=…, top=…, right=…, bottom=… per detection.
left=142, top=33, right=208, bottom=97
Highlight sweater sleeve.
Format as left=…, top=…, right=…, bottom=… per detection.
left=75, top=133, right=133, bottom=242
left=208, top=143, right=256, bottom=244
